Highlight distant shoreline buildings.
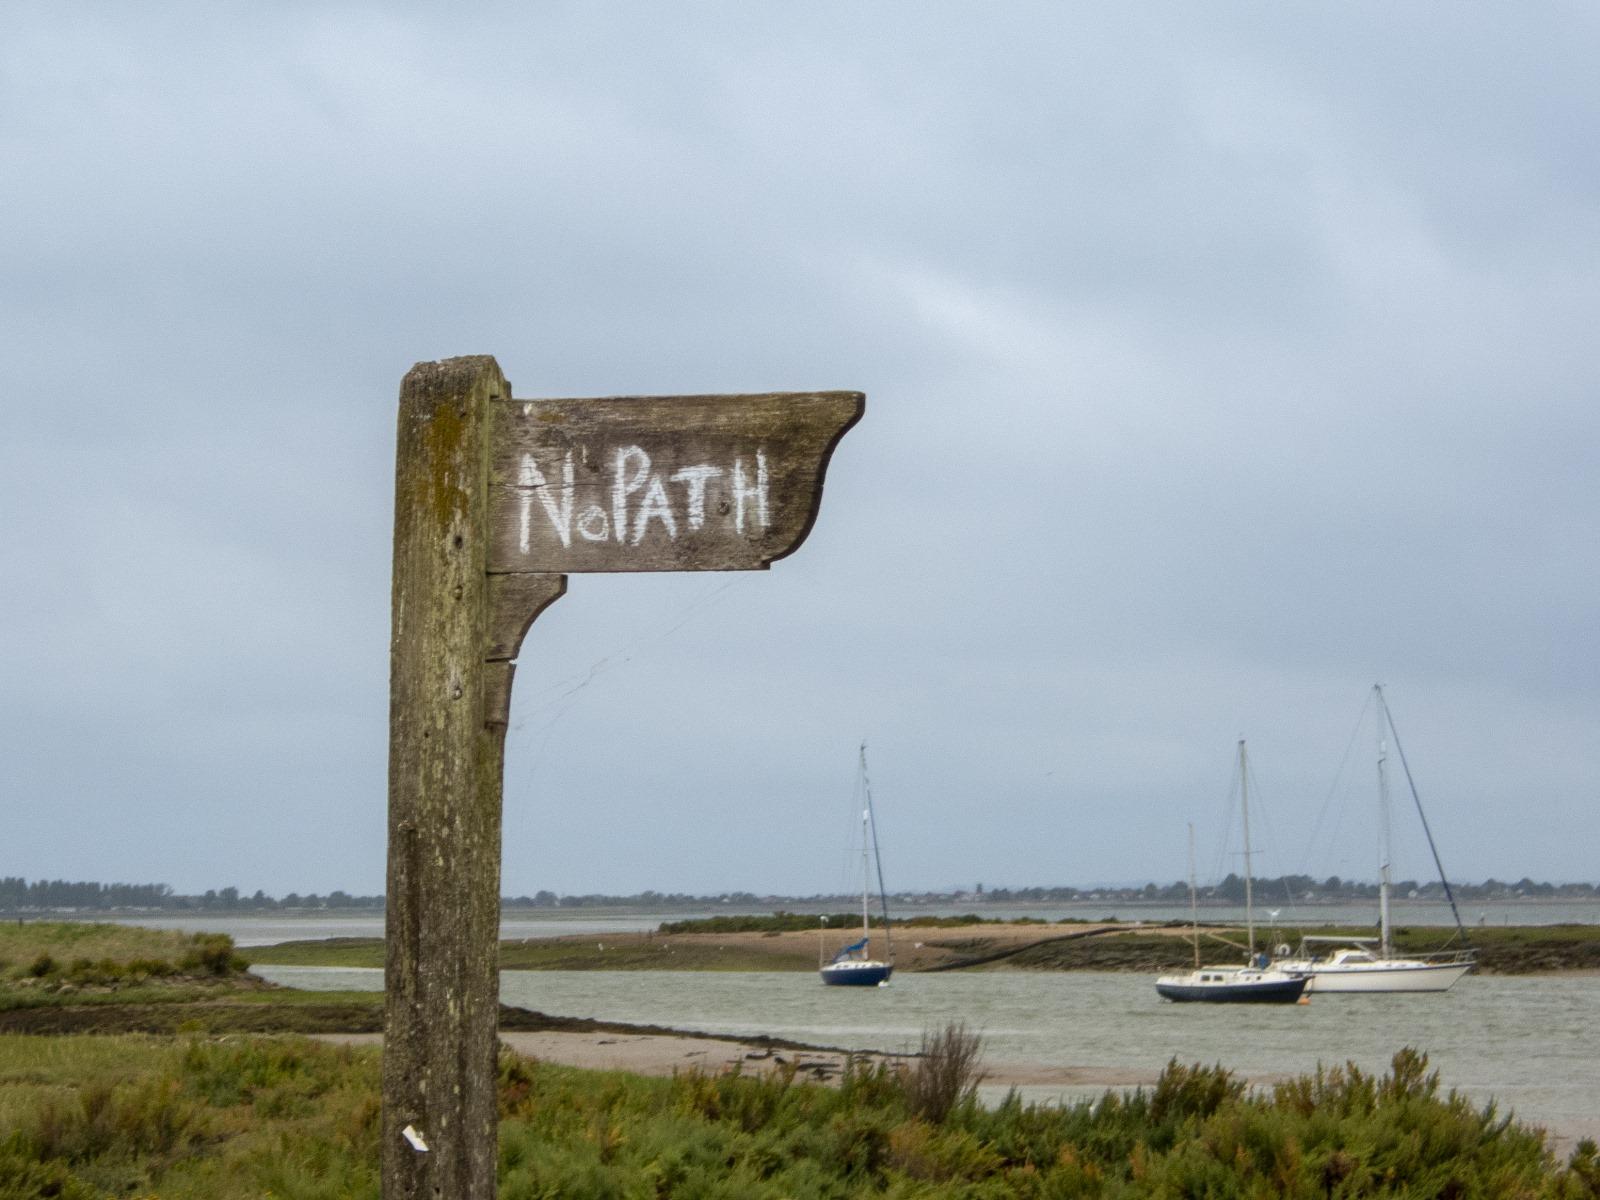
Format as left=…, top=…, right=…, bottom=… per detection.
left=3, top=874, right=1596, bottom=915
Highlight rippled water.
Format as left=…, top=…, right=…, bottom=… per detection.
left=258, top=965, right=1600, bottom=1148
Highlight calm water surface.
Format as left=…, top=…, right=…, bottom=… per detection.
left=98, top=899, right=1600, bottom=947
left=257, top=966, right=1600, bottom=1148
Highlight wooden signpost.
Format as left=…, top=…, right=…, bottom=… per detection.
left=384, top=356, right=862, bottom=1198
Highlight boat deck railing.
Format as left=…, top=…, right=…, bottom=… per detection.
left=1290, top=935, right=1476, bottom=965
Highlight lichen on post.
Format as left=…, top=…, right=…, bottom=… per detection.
left=383, top=355, right=509, bottom=1200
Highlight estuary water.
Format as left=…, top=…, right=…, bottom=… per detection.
left=256, top=965, right=1600, bottom=1153
left=92, top=898, right=1600, bottom=947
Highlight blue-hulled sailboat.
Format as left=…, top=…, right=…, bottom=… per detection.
left=1155, top=740, right=1308, bottom=1005
left=821, top=743, right=894, bottom=987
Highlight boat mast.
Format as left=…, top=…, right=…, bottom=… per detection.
left=1374, top=685, right=1395, bottom=959
left=1187, top=822, right=1200, bottom=968
left=1239, top=738, right=1255, bottom=959
left=859, top=797, right=870, bottom=944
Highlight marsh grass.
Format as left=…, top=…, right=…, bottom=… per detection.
left=0, top=923, right=247, bottom=998
left=0, top=1034, right=380, bottom=1198
left=242, top=921, right=1600, bottom=975
left=659, top=913, right=1057, bottom=936
left=3, top=1032, right=1596, bottom=1197
left=243, top=937, right=386, bottom=969
left=2, top=923, right=211, bottom=970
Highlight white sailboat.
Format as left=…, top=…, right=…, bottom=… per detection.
left=820, top=743, right=894, bottom=987
left=1156, top=740, right=1308, bottom=1004
left=1276, top=686, right=1475, bottom=993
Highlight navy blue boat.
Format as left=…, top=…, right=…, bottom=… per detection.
left=1154, top=741, right=1309, bottom=1006
left=1154, top=964, right=1308, bottom=1003
left=820, top=744, right=894, bottom=988
left=820, top=936, right=894, bottom=987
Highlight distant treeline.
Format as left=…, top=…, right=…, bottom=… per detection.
left=976, top=874, right=1600, bottom=905
left=4, top=874, right=1597, bottom=914
left=0, top=878, right=385, bottom=912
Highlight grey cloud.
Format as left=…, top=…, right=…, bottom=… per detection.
left=3, top=3, right=1595, bottom=896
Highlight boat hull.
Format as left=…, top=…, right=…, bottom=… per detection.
left=820, top=960, right=893, bottom=987
left=1288, top=961, right=1472, bottom=993
left=1155, top=972, right=1307, bottom=1004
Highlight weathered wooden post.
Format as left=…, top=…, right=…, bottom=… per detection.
left=384, top=355, right=861, bottom=1197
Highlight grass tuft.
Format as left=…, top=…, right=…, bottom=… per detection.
left=898, top=1020, right=987, bottom=1125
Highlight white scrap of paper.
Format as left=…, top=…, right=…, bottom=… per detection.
left=402, top=1124, right=429, bottom=1152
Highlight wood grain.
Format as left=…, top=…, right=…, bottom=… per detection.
left=486, top=572, right=566, bottom=662
left=383, top=355, right=506, bottom=1199
left=487, top=391, right=863, bottom=573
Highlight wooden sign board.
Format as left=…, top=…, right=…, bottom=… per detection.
left=384, top=357, right=861, bottom=1199
left=491, top=392, right=861, bottom=574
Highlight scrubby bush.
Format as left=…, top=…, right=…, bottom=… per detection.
left=3, top=1034, right=1597, bottom=1198
left=898, top=1020, right=987, bottom=1124
left=179, top=933, right=246, bottom=976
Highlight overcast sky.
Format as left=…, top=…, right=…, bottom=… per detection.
left=4, top=4, right=1596, bottom=899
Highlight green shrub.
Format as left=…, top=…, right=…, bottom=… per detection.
left=898, top=1021, right=987, bottom=1125
left=1148, top=1058, right=1246, bottom=1127
left=179, top=933, right=246, bottom=976
left=1566, top=1139, right=1600, bottom=1195
left=837, top=1056, right=904, bottom=1115
left=3, top=1032, right=1595, bottom=1198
